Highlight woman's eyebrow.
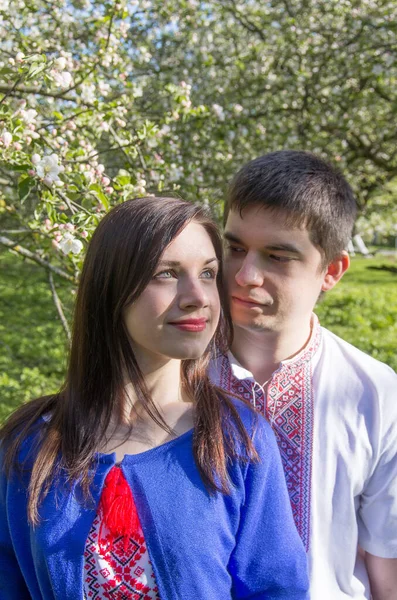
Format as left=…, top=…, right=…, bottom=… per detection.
left=157, top=257, right=219, bottom=266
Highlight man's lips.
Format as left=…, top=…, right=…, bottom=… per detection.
left=168, top=318, right=208, bottom=332
left=232, top=296, right=268, bottom=308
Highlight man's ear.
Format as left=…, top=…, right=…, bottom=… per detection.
left=321, top=251, right=350, bottom=292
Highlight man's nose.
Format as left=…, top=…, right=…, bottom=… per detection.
left=235, top=256, right=264, bottom=287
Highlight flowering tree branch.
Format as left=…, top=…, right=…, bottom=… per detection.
left=0, top=236, right=77, bottom=284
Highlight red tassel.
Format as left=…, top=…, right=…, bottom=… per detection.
left=98, top=466, right=140, bottom=551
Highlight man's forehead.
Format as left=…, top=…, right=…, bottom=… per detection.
left=225, top=205, right=309, bottom=234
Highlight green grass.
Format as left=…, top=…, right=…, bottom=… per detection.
left=315, top=254, right=397, bottom=370
left=0, top=249, right=71, bottom=422
left=1, top=250, right=396, bottom=423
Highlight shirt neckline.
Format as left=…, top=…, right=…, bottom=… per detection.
left=96, top=427, right=194, bottom=464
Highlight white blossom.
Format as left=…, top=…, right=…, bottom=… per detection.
left=35, top=154, right=64, bottom=184
left=54, top=56, right=67, bottom=71
left=0, top=130, right=12, bottom=147
left=58, top=232, right=84, bottom=255
left=81, top=83, right=96, bottom=103
left=21, top=109, right=38, bottom=124
left=51, top=70, right=73, bottom=88
left=212, top=104, right=225, bottom=121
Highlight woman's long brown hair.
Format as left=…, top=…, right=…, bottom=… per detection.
left=1, top=197, right=257, bottom=524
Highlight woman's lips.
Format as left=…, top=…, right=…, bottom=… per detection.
left=169, top=318, right=208, bottom=332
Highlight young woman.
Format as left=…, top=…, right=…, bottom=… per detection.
left=0, top=197, right=309, bottom=599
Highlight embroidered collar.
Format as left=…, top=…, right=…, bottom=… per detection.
left=227, top=313, right=322, bottom=382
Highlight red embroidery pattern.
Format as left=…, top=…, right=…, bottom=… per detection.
left=84, top=499, right=160, bottom=599
left=219, top=321, right=321, bottom=551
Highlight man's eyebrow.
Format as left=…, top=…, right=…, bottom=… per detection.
left=157, top=258, right=219, bottom=266
left=224, top=232, right=302, bottom=255
left=265, top=243, right=302, bottom=255
left=224, top=232, right=243, bottom=244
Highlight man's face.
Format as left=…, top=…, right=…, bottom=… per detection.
left=224, top=207, right=332, bottom=335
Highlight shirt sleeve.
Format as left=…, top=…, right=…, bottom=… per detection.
left=358, top=373, right=397, bottom=558
left=228, top=417, right=310, bottom=600
left=0, top=452, right=32, bottom=599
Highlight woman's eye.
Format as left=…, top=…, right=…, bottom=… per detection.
left=154, top=270, right=175, bottom=279
left=200, top=268, right=217, bottom=279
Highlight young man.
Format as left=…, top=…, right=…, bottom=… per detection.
left=210, top=150, right=397, bottom=599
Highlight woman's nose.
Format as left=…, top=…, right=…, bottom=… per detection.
left=179, top=279, right=209, bottom=309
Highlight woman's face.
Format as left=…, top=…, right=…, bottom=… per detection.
left=123, top=221, right=221, bottom=369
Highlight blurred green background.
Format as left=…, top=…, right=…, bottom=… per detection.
left=1, top=248, right=396, bottom=423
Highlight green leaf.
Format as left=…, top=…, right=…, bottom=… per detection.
left=12, top=164, right=32, bottom=172
left=116, top=174, right=131, bottom=186
left=18, top=177, right=34, bottom=203
left=26, top=63, right=47, bottom=80
left=89, top=184, right=109, bottom=209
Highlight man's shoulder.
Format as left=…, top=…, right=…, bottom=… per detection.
left=208, top=350, right=230, bottom=385
left=320, top=325, right=397, bottom=386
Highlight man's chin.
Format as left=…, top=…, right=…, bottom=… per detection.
left=231, top=313, right=278, bottom=333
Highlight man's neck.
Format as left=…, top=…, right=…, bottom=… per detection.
left=231, top=319, right=313, bottom=385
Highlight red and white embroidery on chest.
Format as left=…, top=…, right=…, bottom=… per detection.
left=83, top=466, right=160, bottom=600
left=219, top=321, right=321, bottom=551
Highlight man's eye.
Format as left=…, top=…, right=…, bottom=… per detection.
left=269, top=254, right=293, bottom=263
left=225, top=244, right=245, bottom=253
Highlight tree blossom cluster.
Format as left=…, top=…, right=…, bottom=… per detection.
left=0, top=0, right=396, bottom=304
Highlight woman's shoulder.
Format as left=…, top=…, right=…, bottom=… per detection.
left=220, top=394, right=278, bottom=465
left=0, top=396, right=55, bottom=469
left=227, top=396, right=272, bottom=436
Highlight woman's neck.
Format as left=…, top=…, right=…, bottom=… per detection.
left=124, top=357, right=187, bottom=414
left=101, top=358, right=194, bottom=460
